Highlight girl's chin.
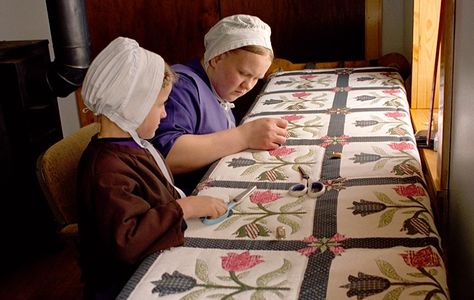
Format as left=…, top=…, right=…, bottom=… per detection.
left=227, top=94, right=241, bottom=101
left=140, top=130, right=158, bottom=140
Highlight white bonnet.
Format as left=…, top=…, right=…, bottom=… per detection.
left=81, top=37, right=164, bottom=137
left=204, top=14, right=272, bottom=69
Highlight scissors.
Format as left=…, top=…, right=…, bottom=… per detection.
left=201, top=185, right=257, bottom=225
left=288, top=166, right=325, bottom=198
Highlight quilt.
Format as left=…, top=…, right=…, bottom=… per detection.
left=118, top=67, right=449, bottom=300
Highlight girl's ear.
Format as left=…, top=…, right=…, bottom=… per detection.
left=209, top=53, right=225, bottom=67
left=208, top=57, right=218, bottom=68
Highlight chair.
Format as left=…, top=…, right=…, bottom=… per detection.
left=36, top=122, right=99, bottom=241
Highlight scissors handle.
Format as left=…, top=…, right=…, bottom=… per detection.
left=307, top=181, right=326, bottom=198
left=201, top=186, right=256, bottom=225
left=288, top=183, right=307, bottom=197
left=201, top=208, right=233, bottom=225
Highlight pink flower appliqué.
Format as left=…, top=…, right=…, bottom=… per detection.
left=400, top=247, right=441, bottom=268
left=221, top=251, right=264, bottom=272
left=330, top=233, right=347, bottom=242
left=382, top=89, right=400, bottom=95
left=196, top=177, right=214, bottom=191
left=320, top=135, right=350, bottom=148
left=394, top=184, right=426, bottom=197
left=298, top=247, right=317, bottom=256
left=331, top=246, right=345, bottom=255
left=323, top=177, right=347, bottom=191
left=332, top=87, right=352, bottom=93
left=269, top=146, right=295, bottom=157
left=292, top=92, right=311, bottom=98
left=300, top=74, right=318, bottom=80
left=385, top=111, right=405, bottom=118
left=303, top=235, right=317, bottom=243
left=281, top=114, right=304, bottom=122
left=250, top=190, right=282, bottom=204
left=389, top=142, right=414, bottom=151
left=298, top=234, right=348, bottom=257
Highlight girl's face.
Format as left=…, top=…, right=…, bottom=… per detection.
left=208, top=49, right=272, bottom=102
left=136, top=83, right=172, bottom=139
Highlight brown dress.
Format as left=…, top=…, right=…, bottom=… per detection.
left=77, top=136, right=185, bottom=298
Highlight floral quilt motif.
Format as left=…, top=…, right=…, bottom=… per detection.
left=214, top=190, right=307, bottom=239
left=281, top=114, right=324, bottom=138
left=327, top=107, right=351, bottom=115
left=349, top=184, right=435, bottom=236
left=353, top=89, right=405, bottom=108
left=350, top=143, right=422, bottom=177
left=274, top=74, right=333, bottom=89
left=320, top=135, right=351, bottom=148
left=323, top=177, right=348, bottom=191
left=226, top=147, right=320, bottom=181
left=298, top=233, right=349, bottom=256
left=354, top=111, right=410, bottom=135
left=352, top=72, right=402, bottom=86
left=151, top=251, right=292, bottom=299
left=262, top=91, right=329, bottom=111
left=340, top=247, right=449, bottom=299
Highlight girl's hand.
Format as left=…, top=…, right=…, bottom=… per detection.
left=176, top=196, right=227, bottom=219
left=239, top=117, right=288, bottom=149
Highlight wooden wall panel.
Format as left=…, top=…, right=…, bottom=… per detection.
left=85, top=0, right=218, bottom=64
left=81, top=0, right=369, bottom=126
left=86, top=0, right=366, bottom=64
left=411, top=0, right=441, bottom=109
left=220, top=0, right=366, bottom=63
left=365, top=0, right=381, bottom=60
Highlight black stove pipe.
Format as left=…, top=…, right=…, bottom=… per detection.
left=45, top=0, right=90, bottom=97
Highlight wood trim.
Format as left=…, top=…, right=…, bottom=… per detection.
left=74, top=89, right=96, bottom=127
left=410, top=109, right=444, bottom=235
left=411, top=0, right=442, bottom=109
left=410, top=109, right=440, bottom=193
left=365, top=0, right=382, bottom=60
left=438, top=0, right=454, bottom=192
left=411, top=0, right=451, bottom=248
left=435, top=0, right=454, bottom=249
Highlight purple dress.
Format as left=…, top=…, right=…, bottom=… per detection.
left=152, top=59, right=236, bottom=195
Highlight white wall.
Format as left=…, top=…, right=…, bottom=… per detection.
left=0, top=0, right=80, bottom=136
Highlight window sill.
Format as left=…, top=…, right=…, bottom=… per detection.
left=410, top=109, right=440, bottom=195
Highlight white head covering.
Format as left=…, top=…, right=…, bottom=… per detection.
left=82, top=36, right=164, bottom=145
left=81, top=37, right=186, bottom=198
left=204, top=14, right=273, bottom=69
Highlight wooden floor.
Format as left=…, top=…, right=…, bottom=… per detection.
left=0, top=241, right=83, bottom=300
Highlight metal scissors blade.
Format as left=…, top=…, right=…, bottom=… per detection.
left=229, top=185, right=257, bottom=206
left=297, top=166, right=310, bottom=180
left=202, top=185, right=257, bottom=225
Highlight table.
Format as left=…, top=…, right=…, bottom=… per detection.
left=118, top=67, right=449, bottom=300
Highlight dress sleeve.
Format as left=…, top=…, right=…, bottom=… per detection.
left=92, top=171, right=185, bottom=264
left=152, top=75, right=200, bottom=156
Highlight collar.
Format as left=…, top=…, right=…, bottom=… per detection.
left=210, top=84, right=235, bottom=111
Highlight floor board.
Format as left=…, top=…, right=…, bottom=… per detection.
left=0, top=241, right=83, bottom=300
